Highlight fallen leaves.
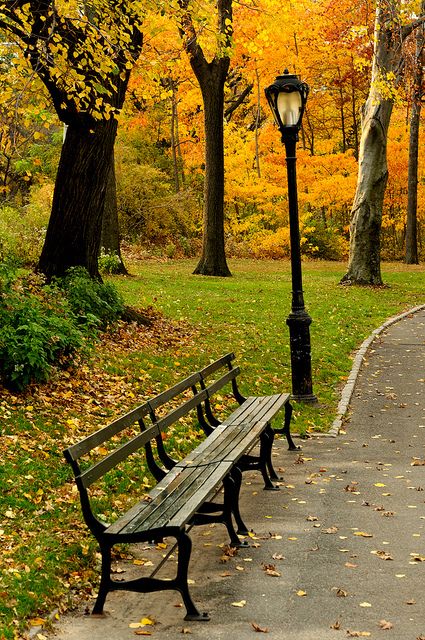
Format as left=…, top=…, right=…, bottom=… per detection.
left=379, top=619, right=393, bottom=630
left=231, top=600, right=246, bottom=608
left=262, top=563, right=281, bottom=577
left=251, top=622, right=269, bottom=633
left=371, top=550, right=393, bottom=560
left=353, top=531, right=373, bottom=538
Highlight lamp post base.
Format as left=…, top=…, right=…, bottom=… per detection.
left=286, top=310, right=317, bottom=403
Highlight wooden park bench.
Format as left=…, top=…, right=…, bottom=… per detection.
left=64, top=355, right=295, bottom=621
left=195, top=353, right=298, bottom=490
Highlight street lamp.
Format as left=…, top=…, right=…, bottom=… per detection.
left=265, top=69, right=317, bottom=403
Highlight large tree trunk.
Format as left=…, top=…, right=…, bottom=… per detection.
left=39, top=119, right=118, bottom=279
left=340, top=98, right=393, bottom=285
left=341, top=1, right=405, bottom=285
left=193, top=66, right=231, bottom=276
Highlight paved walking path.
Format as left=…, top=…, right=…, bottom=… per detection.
left=45, top=309, right=425, bottom=640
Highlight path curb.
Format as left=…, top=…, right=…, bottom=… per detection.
left=324, top=304, right=425, bottom=437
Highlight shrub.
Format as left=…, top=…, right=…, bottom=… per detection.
left=0, top=270, right=84, bottom=390
left=0, top=183, right=53, bottom=266
left=98, top=248, right=123, bottom=275
left=58, top=267, right=125, bottom=329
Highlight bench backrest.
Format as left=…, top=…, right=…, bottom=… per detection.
left=63, top=373, right=208, bottom=536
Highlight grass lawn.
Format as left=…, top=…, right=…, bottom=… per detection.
left=0, top=258, right=424, bottom=638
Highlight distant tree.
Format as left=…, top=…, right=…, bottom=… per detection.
left=406, top=2, right=425, bottom=264
left=177, top=0, right=232, bottom=276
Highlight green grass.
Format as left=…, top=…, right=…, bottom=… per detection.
left=111, top=259, right=425, bottom=433
left=1, top=258, right=424, bottom=638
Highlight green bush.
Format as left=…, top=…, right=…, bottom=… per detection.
left=98, top=248, right=123, bottom=275
left=0, top=270, right=84, bottom=390
left=58, top=267, right=125, bottom=329
left=0, top=183, right=53, bottom=266
left=0, top=265, right=125, bottom=390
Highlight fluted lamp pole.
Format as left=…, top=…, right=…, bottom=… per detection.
left=265, top=69, right=317, bottom=403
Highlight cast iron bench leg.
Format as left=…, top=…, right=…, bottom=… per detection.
left=259, top=429, right=279, bottom=491
left=222, top=474, right=247, bottom=547
left=177, top=532, right=210, bottom=621
left=273, top=402, right=301, bottom=451
left=92, top=542, right=112, bottom=615
left=229, top=466, right=249, bottom=535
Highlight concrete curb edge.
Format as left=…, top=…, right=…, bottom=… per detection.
left=322, top=304, right=425, bottom=438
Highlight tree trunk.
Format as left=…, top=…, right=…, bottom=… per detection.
left=39, top=118, right=118, bottom=279
left=193, top=66, right=231, bottom=276
left=340, top=97, right=393, bottom=285
left=101, top=151, right=128, bottom=274
left=405, top=21, right=424, bottom=264
left=341, top=1, right=403, bottom=285
left=178, top=0, right=232, bottom=277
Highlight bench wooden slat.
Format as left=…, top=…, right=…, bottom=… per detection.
left=221, top=394, right=289, bottom=427
left=168, top=423, right=267, bottom=527
left=115, top=425, right=247, bottom=533
left=111, top=461, right=226, bottom=535
left=198, top=352, right=235, bottom=379
left=65, top=402, right=151, bottom=461
left=78, top=424, right=161, bottom=488
left=204, top=367, right=240, bottom=397
left=153, top=388, right=208, bottom=431
left=148, top=372, right=202, bottom=411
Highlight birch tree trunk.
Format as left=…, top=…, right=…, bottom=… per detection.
left=341, top=0, right=424, bottom=284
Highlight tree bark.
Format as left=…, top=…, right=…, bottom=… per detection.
left=39, top=119, right=118, bottom=279
left=405, top=20, right=424, bottom=264
left=193, top=63, right=231, bottom=276
left=101, top=151, right=128, bottom=274
left=178, top=0, right=232, bottom=277
left=341, top=1, right=406, bottom=285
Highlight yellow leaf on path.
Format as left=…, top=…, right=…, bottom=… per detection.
left=140, top=618, right=154, bottom=626
left=374, top=483, right=386, bottom=487
left=231, top=600, right=246, bottom=607
left=359, top=602, right=372, bottom=607
left=296, top=590, right=307, bottom=597
left=354, top=531, right=373, bottom=537
left=29, top=618, right=46, bottom=627
left=379, top=620, right=393, bottom=630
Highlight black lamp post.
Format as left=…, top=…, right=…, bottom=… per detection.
left=265, top=70, right=317, bottom=403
